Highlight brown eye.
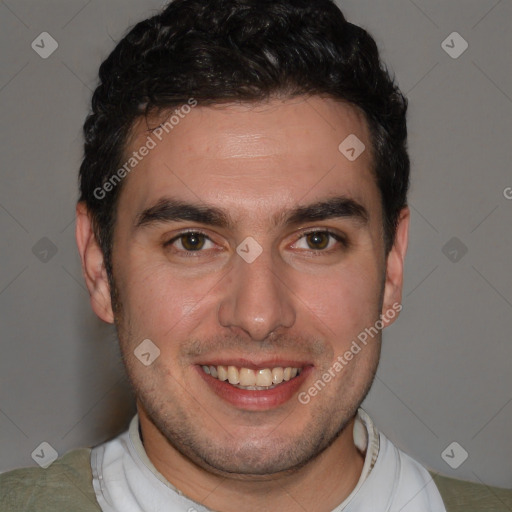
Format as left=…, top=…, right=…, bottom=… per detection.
left=305, top=232, right=330, bottom=250
left=291, top=230, right=346, bottom=252
left=179, top=232, right=206, bottom=251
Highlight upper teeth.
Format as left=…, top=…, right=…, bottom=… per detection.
left=202, top=365, right=301, bottom=388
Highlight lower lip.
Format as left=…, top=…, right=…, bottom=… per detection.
left=196, top=366, right=312, bottom=411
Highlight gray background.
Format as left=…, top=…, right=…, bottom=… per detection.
left=0, top=0, right=511, bottom=490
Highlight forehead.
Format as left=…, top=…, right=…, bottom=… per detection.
left=118, top=97, right=378, bottom=224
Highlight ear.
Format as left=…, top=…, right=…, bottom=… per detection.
left=75, top=202, right=115, bottom=324
left=381, top=207, right=409, bottom=326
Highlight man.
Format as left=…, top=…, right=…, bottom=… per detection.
left=1, top=0, right=511, bottom=510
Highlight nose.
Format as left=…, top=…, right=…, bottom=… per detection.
left=217, top=249, right=296, bottom=341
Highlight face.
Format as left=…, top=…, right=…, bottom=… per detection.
left=78, top=96, right=408, bottom=477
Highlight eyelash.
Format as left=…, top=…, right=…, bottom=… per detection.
left=163, top=229, right=214, bottom=256
left=294, top=229, right=349, bottom=253
left=163, top=228, right=348, bottom=255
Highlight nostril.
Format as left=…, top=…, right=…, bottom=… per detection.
left=216, top=265, right=296, bottom=340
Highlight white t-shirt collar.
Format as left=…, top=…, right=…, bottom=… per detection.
left=91, top=408, right=445, bottom=511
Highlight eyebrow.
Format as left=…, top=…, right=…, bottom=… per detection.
left=283, top=196, right=368, bottom=227
left=135, top=198, right=232, bottom=229
left=134, top=195, right=369, bottom=231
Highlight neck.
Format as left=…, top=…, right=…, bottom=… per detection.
left=138, top=409, right=365, bottom=512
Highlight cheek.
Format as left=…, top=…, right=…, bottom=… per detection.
left=290, top=258, right=382, bottom=343
left=114, top=256, right=221, bottom=344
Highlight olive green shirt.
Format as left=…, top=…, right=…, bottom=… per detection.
left=1, top=448, right=511, bottom=511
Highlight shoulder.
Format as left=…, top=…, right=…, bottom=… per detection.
left=430, top=471, right=512, bottom=511
left=0, top=448, right=101, bottom=512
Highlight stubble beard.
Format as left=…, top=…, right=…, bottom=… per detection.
left=110, top=277, right=381, bottom=478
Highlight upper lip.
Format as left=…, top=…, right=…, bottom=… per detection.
left=196, top=358, right=312, bottom=370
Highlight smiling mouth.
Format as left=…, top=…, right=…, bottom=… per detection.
left=201, top=365, right=303, bottom=390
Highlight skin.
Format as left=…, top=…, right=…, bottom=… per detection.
left=76, top=96, right=409, bottom=512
